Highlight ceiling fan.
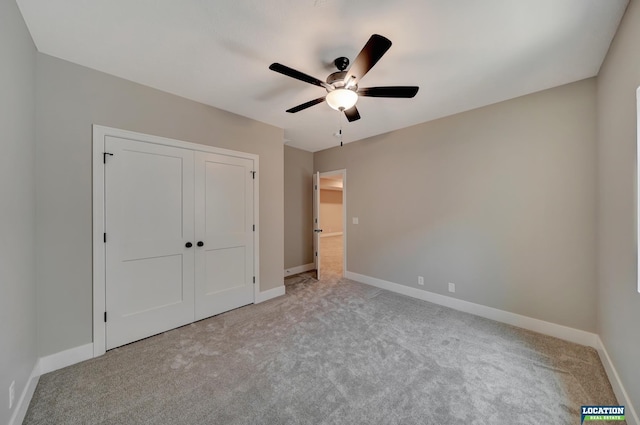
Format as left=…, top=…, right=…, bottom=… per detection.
left=269, top=34, right=419, bottom=122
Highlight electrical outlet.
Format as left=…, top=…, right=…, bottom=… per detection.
left=352, top=217, right=359, bottom=225
left=9, top=380, right=15, bottom=409
left=418, top=276, right=424, bottom=285
left=448, top=282, right=456, bottom=293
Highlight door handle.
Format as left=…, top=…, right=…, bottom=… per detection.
left=185, top=242, right=193, bottom=248
left=197, top=241, right=204, bottom=247
left=314, top=229, right=323, bottom=233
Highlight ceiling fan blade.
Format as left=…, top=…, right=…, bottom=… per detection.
left=344, top=34, right=392, bottom=86
left=286, top=96, right=326, bottom=113
left=269, top=63, right=329, bottom=89
left=344, top=106, right=361, bottom=122
left=358, top=86, right=419, bottom=98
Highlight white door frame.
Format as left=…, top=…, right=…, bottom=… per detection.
left=92, top=125, right=260, bottom=357
left=318, top=169, right=347, bottom=277
left=313, top=172, right=321, bottom=279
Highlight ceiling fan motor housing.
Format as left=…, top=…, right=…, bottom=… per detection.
left=326, top=71, right=357, bottom=92
left=326, top=71, right=346, bottom=86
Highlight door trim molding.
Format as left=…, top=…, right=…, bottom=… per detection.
left=92, top=125, right=260, bottom=357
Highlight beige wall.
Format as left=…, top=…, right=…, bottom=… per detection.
left=284, top=145, right=314, bottom=269
left=0, top=0, right=38, bottom=423
left=35, top=53, right=284, bottom=357
left=315, top=78, right=597, bottom=332
left=596, top=0, right=640, bottom=408
left=320, top=189, right=343, bottom=234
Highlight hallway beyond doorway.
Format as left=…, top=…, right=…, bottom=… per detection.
left=320, top=234, right=343, bottom=278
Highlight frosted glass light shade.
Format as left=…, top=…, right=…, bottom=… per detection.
left=326, top=89, right=358, bottom=111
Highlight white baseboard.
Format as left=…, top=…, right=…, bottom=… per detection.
left=320, top=232, right=343, bottom=238
left=596, top=337, right=638, bottom=425
left=8, top=360, right=40, bottom=425
left=284, top=263, right=315, bottom=278
left=8, top=343, right=94, bottom=424
left=255, top=285, right=286, bottom=303
left=39, top=343, right=94, bottom=375
left=345, top=271, right=599, bottom=348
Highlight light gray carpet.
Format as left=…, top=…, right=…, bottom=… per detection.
left=24, top=273, right=620, bottom=425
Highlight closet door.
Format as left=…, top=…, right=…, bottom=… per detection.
left=194, top=152, right=255, bottom=320
left=105, top=137, right=195, bottom=349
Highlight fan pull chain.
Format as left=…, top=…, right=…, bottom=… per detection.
left=338, top=112, right=343, bottom=147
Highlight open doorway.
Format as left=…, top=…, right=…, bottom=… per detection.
left=316, top=171, right=346, bottom=280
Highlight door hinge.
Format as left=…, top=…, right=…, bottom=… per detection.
left=251, top=171, right=256, bottom=179
left=315, top=184, right=318, bottom=190
left=253, top=276, right=255, bottom=284
left=103, top=233, right=107, bottom=243
left=252, top=224, right=255, bottom=231
left=315, top=251, right=318, bottom=257
left=104, top=312, right=107, bottom=323
left=103, top=152, right=113, bottom=164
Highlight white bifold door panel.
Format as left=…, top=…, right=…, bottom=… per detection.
left=104, top=136, right=255, bottom=350
left=105, top=137, right=195, bottom=350
left=194, top=152, right=254, bottom=320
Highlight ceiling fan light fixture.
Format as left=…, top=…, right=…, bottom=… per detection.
left=326, top=89, right=358, bottom=111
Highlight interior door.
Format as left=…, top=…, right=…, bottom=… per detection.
left=105, top=137, right=195, bottom=350
left=313, top=171, right=322, bottom=280
left=194, top=152, right=255, bottom=320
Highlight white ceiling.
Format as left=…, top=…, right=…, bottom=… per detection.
left=17, top=0, right=627, bottom=152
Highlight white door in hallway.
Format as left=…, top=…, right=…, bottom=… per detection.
left=104, top=137, right=195, bottom=350
left=194, top=152, right=255, bottom=320
left=313, top=171, right=322, bottom=280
